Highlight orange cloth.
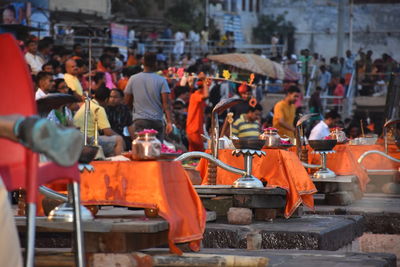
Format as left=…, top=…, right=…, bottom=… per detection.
left=97, top=61, right=106, bottom=72
left=304, top=143, right=399, bottom=192
left=272, top=100, right=296, bottom=138
left=127, top=54, right=138, bottom=67
left=186, top=90, right=205, bottom=134
left=308, top=144, right=371, bottom=191
left=197, top=149, right=317, bottom=218
left=78, top=161, right=206, bottom=255
left=186, top=90, right=205, bottom=151
left=187, top=132, right=204, bottom=152
left=118, top=77, right=128, bottom=90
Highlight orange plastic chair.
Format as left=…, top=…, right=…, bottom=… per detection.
left=0, top=33, right=85, bottom=267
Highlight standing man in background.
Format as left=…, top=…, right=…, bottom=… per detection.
left=186, top=76, right=209, bottom=151
left=124, top=52, right=174, bottom=142
left=272, top=86, right=300, bottom=139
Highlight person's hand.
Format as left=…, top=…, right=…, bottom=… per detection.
left=165, top=122, right=173, bottom=134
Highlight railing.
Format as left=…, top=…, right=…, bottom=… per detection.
left=305, top=65, right=317, bottom=97
left=54, top=35, right=283, bottom=58
left=303, top=95, right=345, bottom=115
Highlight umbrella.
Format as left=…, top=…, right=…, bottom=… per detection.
left=207, top=53, right=285, bottom=80
left=36, top=93, right=80, bottom=114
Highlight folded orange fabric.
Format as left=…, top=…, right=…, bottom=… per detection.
left=197, top=149, right=317, bottom=218
left=79, top=161, right=206, bottom=255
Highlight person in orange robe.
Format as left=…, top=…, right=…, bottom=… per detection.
left=186, top=77, right=209, bottom=151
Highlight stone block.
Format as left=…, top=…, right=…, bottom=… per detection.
left=184, top=168, right=202, bottom=185
left=291, top=206, right=304, bottom=218
left=227, top=207, right=252, bottom=225
left=247, top=231, right=262, bottom=250
left=254, top=208, right=277, bottom=221
left=325, top=191, right=355, bottom=206
left=233, top=194, right=286, bottom=209
left=382, top=182, right=400, bottom=194
left=202, top=196, right=233, bottom=217
left=315, top=182, right=339, bottom=193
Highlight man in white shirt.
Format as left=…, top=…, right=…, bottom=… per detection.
left=24, top=39, right=44, bottom=75
left=309, top=110, right=341, bottom=140
left=35, top=71, right=54, bottom=100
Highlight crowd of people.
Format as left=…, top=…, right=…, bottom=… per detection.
left=22, top=33, right=394, bottom=156
left=288, top=48, right=399, bottom=99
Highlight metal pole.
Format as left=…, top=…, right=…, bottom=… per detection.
left=205, top=0, right=209, bottom=28
left=337, top=0, right=345, bottom=57
left=25, top=203, right=36, bottom=267
left=349, top=0, right=353, bottom=51
left=72, top=182, right=86, bottom=267
left=244, top=154, right=253, bottom=177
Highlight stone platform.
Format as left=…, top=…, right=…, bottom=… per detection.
left=194, top=185, right=287, bottom=219
left=203, top=215, right=364, bottom=250
left=311, top=175, right=362, bottom=206
left=306, top=193, right=400, bottom=234
left=16, top=208, right=216, bottom=251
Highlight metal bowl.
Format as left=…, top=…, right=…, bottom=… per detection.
left=78, top=145, right=99, bottom=164
left=309, top=139, right=337, bottom=151
left=232, top=139, right=265, bottom=150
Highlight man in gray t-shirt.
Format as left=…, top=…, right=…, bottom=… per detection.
left=124, top=52, right=173, bottom=141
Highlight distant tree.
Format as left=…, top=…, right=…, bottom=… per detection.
left=111, top=0, right=149, bottom=17
left=165, top=0, right=205, bottom=32
left=253, top=13, right=296, bottom=56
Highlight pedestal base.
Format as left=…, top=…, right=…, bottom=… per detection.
left=48, top=203, right=93, bottom=222
left=313, top=168, right=337, bottom=179
left=233, top=176, right=264, bottom=188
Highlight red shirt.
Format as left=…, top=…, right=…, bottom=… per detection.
left=334, top=84, right=345, bottom=104
left=186, top=90, right=205, bottom=134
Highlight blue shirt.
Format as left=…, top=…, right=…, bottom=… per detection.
left=125, top=72, right=170, bottom=121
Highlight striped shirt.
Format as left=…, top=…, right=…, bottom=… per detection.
left=232, top=114, right=261, bottom=138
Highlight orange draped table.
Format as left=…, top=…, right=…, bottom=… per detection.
left=196, top=149, right=317, bottom=218
left=79, top=160, right=206, bottom=255
left=307, top=144, right=400, bottom=192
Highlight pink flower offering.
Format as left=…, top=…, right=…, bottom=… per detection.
left=324, top=136, right=333, bottom=140
left=137, top=129, right=158, bottom=135
left=161, top=144, right=182, bottom=154
left=280, top=140, right=291, bottom=145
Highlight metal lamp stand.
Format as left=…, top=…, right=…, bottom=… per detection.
left=313, top=150, right=336, bottom=179
left=232, top=149, right=265, bottom=188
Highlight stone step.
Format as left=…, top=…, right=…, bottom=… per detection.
left=203, top=215, right=364, bottom=250
left=306, top=195, right=400, bottom=234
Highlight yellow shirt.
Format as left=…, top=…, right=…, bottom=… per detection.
left=73, top=99, right=110, bottom=138
left=272, top=100, right=296, bottom=138
left=64, top=73, right=83, bottom=96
